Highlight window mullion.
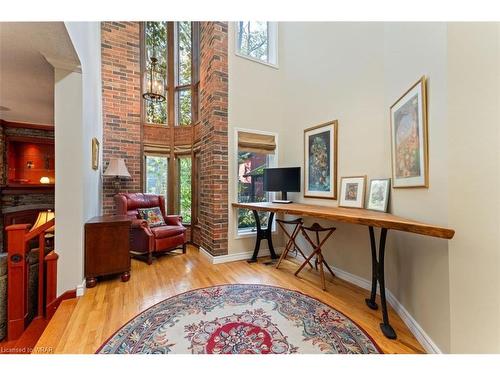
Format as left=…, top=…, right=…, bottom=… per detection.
left=191, top=22, right=199, bottom=124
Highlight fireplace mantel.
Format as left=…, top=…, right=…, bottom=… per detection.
left=0, top=185, right=55, bottom=195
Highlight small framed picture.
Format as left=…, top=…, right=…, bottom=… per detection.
left=92, top=137, right=99, bottom=170
left=339, top=176, right=366, bottom=208
left=390, top=76, right=428, bottom=188
left=367, top=178, right=391, bottom=212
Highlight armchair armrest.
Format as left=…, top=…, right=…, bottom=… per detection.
left=130, top=218, right=147, bottom=228
left=131, top=219, right=153, bottom=237
left=163, top=215, right=183, bottom=226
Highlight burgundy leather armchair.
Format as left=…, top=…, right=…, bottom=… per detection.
left=115, top=193, right=186, bottom=264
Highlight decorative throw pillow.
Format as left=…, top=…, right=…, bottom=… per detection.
left=137, top=207, right=165, bottom=228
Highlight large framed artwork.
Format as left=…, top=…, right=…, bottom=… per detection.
left=304, top=120, right=338, bottom=199
left=390, top=76, right=428, bottom=188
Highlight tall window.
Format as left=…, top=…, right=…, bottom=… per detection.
left=145, top=155, right=168, bottom=203
left=143, top=22, right=200, bottom=126
left=178, top=156, right=192, bottom=224
left=236, top=131, right=277, bottom=234
left=235, top=22, right=278, bottom=66
left=144, top=22, right=167, bottom=124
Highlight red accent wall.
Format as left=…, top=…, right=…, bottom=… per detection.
left=7, top=142, right=55, bottom=185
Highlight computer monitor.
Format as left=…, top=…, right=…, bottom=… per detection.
left=263, top=167, right=301, bottom=202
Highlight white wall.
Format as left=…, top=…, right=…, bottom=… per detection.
left=55, top=68, right=84, bottom=296
left=228, top=21, right=500, bottom=353
left=228, top=22, right=285, bottom=254
left=65, top=22, right=103, bottom=221
left=54, top=22, right=102, bottom=295
left=382, top=23, right=451, bottom=353
left=278, top=21, right=386, bottom=284
left=276, top=23, right=452, bottom=352
left=447, top=23, right=500, bottom=353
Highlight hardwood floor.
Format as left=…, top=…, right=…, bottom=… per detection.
left=35, top=245, right=424, bottom=354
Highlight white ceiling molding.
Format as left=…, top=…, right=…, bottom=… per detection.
left=43, top=55, right=82, bottom=73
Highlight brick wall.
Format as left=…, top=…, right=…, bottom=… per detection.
left=198, top=22, right=229, bottom=256
left=101, top=22, right=142, bottom=214
left=100, top=21, right=229, bottom=255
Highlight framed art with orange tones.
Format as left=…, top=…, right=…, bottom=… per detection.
left=390, top=76, right=428, bottom=188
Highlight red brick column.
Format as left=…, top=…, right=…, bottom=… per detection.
left=101, top=22, right=142, bottom=214
left=199, top=22, right=229, bottom=256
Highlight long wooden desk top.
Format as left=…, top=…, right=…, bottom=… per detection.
left=232, top=202, right=455, bottom=240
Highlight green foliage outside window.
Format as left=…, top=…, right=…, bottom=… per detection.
left=177, top=22, right=192, bottom=126
left=145, top=155, right=168, bottom=203
left=177, top=22, right=192, bottom=86
left=145, top=21, right=167, bottom=124
left=144, top=21, right=193, bottom=126
left=179, top=157, right=192, bottom=223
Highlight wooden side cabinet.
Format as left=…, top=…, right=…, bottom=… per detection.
left=84, top=215, right=131, bottom=288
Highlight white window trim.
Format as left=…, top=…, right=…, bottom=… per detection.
left=234, top=127, right=278, bottom=239
left=234, top=22, right=279, bottom=69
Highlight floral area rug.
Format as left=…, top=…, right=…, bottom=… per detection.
left=97, top=284, right=381, bottom=354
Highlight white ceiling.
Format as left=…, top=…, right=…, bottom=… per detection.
left=0, top=22, right=80, bottom=125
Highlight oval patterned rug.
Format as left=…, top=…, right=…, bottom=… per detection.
left=97, top=284, right=381, bottom=354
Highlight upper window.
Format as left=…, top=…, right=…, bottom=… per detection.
left=235, top=22, right=278, bottom=67
left=143, top=21, right=200, bottom=126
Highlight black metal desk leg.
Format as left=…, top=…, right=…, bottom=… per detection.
left=267, top=212, right=277, bottom=259
left=248, top=210, right=276, bottom=263
left=365, top=226, right=379, bottom=310
left=377, top=228, right=396, bottom=339
left=365, top=227, right=396, bottom=340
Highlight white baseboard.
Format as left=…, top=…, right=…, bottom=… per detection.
left=199, top=246, right=284, bottom=265
left=384, top=290, right=442, bottom=354
left=199, top=246, right=441, bottom=353
left=76, top=280, right=86, bottom=297
left=330, top=264, right=441, bottom=354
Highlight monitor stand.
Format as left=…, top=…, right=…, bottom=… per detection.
left=272, top=191, right=292, bottom=204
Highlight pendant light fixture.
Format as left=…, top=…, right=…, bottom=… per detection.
left=143, top=24, right=166, bottom=103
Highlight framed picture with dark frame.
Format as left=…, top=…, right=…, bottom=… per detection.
left=339, top=176, right=366, bottom=208
left=366, top=178, right=391, bottom=212
left=304, top=120, right=338, bottom=200
left=390, top=76, right=429, bottom=188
